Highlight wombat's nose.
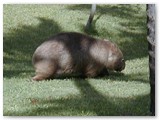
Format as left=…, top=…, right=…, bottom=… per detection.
left=115, top=59, right=125, bottom=72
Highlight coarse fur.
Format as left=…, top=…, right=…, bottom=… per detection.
left=32, top=32, right=125, bottom=81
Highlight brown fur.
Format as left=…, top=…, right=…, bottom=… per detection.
left=32, top=32, right=125, bottom=81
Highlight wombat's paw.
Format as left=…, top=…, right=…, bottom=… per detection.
left=99, top=68, right=109, bottom=77
left=32, top=75, right=44, bottom=81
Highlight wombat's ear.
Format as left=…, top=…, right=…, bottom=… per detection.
left=111, top=43, right=117, bottom=48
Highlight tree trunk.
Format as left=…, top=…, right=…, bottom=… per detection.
left=147, top=4, right=155, bottom=116
left=85, top=4, right=96, bottom=30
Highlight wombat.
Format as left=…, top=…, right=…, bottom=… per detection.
left=32, top=32, right=125, bottom=81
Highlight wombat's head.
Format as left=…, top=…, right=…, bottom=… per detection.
left=114, top=58, right=125, bottom=72
left=107, top=56, right=125, bottom=72
left=106, top=41, right=125, bottom=72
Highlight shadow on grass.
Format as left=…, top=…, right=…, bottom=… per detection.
left=108, top=72, right=149, bottom=83
left=5, top=78, right=150, bottom=116
left=78, top=15, right=102, bottom=36
left=67, top=4, right=148, bottom=60
left=3, top=5, right=150, bottom=115
left=117, top=13, right=147, bottom=60
left=4, top=5, right=148, bottom=78
left=67, top=4, right=142, bottom=19
left=3, top=17, right=62, bottom=78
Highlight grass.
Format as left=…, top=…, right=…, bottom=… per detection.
left=3, top=4, right=150, bottom=116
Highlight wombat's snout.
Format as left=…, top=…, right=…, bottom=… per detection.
left=115, top=59, right=125, bottom=72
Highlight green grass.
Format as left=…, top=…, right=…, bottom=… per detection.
left=3, top=4, right=150, bottom=116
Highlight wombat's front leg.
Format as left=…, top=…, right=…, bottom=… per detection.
left=97, top=68, right=109, bottom=77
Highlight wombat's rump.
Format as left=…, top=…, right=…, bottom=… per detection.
left=32, top=32, right=125, bottom=81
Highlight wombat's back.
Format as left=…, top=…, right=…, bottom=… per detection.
left=32, top=32, right=98, bottom=67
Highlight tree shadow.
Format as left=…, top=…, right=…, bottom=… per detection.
left=67, top=4, right=142, bottom=19
left=67, top=4, right=148, bottom=60
left=3, top=5, right=150, bottom=116
left=4, top=19, right=150, bottom=115
left=117, top=12, right=147, bottom=60
left=108, top=72, right=149, bottom=83
left=4, top=5, right=148, bottom=78
left=3, top=17, right=62, bottom=78
left=5, top=78, right=150, bottom=116
left=79, top=15, right=102, bottom=36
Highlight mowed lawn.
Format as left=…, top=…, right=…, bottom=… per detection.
left=3, top=4, right=150, bottom=116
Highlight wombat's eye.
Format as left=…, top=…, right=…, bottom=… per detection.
left=121, top=59, right=125, bottom=62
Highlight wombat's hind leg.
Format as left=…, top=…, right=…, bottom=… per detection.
left=32, top=62, right=57, bottom=81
